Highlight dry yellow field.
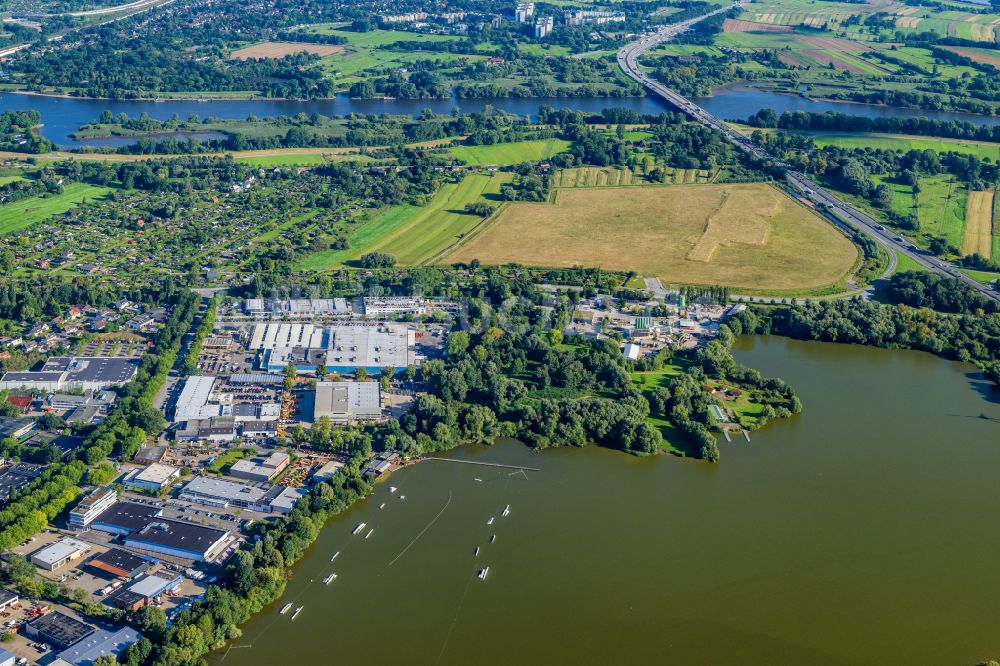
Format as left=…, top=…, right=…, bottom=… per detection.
left=229, top=42, right=345, bottom=60
left=962, top=189, right=995, bottom=256
left=446, top=183, right=858, bottom=290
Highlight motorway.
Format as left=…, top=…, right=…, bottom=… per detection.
left=616, top=4, right=1000, bottom=304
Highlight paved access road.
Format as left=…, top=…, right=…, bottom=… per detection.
left=617, top=5, right=1000, bottom=305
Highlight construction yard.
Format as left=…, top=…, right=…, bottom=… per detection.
left=446, top=183, right=858, bottom=291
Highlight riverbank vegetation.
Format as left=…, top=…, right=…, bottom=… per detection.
left=745, top=112, right=1000, bottom=265
left=749, top=294, right=1000, bottom=386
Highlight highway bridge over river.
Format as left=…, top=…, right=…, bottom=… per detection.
left=617, top=5, right=1000, bottom=305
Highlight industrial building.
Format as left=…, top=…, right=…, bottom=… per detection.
left=179, top=476, right=269, bottom=510
left=126, top=573, right=182, bottom=600
left=89, top=501, right=163, bottom=536
left=125, top=518, right=230, bottom=562
left=47, top=391, right=116, bottom=413
left=24, top=611, right=95, bottom=648
left=135, top=445, right=167, bottom=464
left=174, top=375, right=219, bottom=420
left=245, top=298, right=350, bottom=315
left=69, top=487, right=118, bottom=529
left=229, top=451, right=290, bottom=482
left=313, top=381, right=381, bottom=423
left=0, top=590, right=19, bottom=612
left=0, top=647, right=12, bottom=666
left=269, top=487, right=306, bottom=514
left=87, top=548, right=150, bottom=580
left=0, top=417, right=33, bottom=440
left=32, top=538, right=91, bottom=571
left=124, top=463, right=180, bottom=492
left=0, top=462, right=43, bottom=500
left=179, top=476, right=304, bottom=514
left=252, top=324, right=413, bottom=374
left=174, top=376, right=280, bottom=426
left=312, top=460, right=345, bottom=483
left=0, top=356, right=140, bottom=392
left=361, top=296, right=426, bottom=317
left=54, top=627, right=140, bottom=666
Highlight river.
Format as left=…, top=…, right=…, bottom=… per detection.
left=2, top=87, right=999, bottom=147
left=217, top=337, right=1000, bottom=666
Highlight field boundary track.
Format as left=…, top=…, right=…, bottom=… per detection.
left=963, top=189, right=995, bottom=257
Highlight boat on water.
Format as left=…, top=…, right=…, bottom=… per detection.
left=474, top=478, right=482, bottom=482
left=323, top=573, right=337, bottom=585
left=331, top=551, right=340, bottom=562
left=502, top=505, right=510, bottom=517
left=490, top=534, right=496, bottom=543
left=279, top=603, right=293, bottom=614
left=487, top=517, right=494, bottom=526
left=352, top=523, right=366, bottom=535
left=365, top=528, right=374, bottom=539
left=390, top=486, right=398, bottom=493
left=379, top=503, right=385, bottom=509
left=474, top=547, right=480, bottom=557
left=291, top=606, right=303, bottom=620
left=400, top=495, right=405, bottom=500
left=478, top=567, right=490, bottom=580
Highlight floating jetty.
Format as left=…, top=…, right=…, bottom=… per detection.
left=291, top=606, right=303, bottom=621
left=365, top=528, right=374, bottom=539
left=331, top=551, right=340, bottom=562
left=323, top=573, right=337, bottom=585
left=502, top=505, right=510, bottom=517
left=477, top=567, right=490, bottom=580
left=352, top=523, right=366, bottom=535
left=489, top=534, right=496, bottom=543
left=279, top=603, right=292, bottom=615
left=474, top=547, right=480, bottom=557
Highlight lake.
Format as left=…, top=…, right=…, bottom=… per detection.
left=218, top=337, right=1000, bottom=666
left=2, top=87, right=999, bottom=147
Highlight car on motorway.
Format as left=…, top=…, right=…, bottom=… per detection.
left=874, top=224, right=884, bottom=231
left=894, top=236, right=904, bottom=242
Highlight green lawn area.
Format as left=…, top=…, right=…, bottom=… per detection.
left=517, top=43, right=571, bottom=56
left=959, top=267, right=1000, bottom=284
left=0, top=183, right=112, bottom=236
left=631, top=364, right=689, bottom=456
left=298, top=173, right=513, bottom=269
left=871, top=174, right=915, bottom=219
left=891, top=248, right=930, bottom=274
left=376, top=173, right=513, bottom=265
left=447, top=138, right=571, bottom=166
left=233, top=154, right=328, bottom=167
left=808, top=132, right=1000, bottom=161
left=295, top=204, right=421, bottom=271
left=916, top=175, right=967, bottom=249
left=0, top=175, right=25, bottom=186
left=206, top=447, right=256, bottom=474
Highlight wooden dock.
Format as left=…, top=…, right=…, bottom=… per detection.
left=421, top=457, right=540, bottom=472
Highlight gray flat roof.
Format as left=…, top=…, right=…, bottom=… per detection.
left=181, top=476, right=267, bottom=503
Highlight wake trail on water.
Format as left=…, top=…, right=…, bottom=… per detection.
left=388, top=490, right=452, bottom=566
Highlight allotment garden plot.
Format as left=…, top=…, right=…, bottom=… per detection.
left=447, top=183, right=858, bottom=291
